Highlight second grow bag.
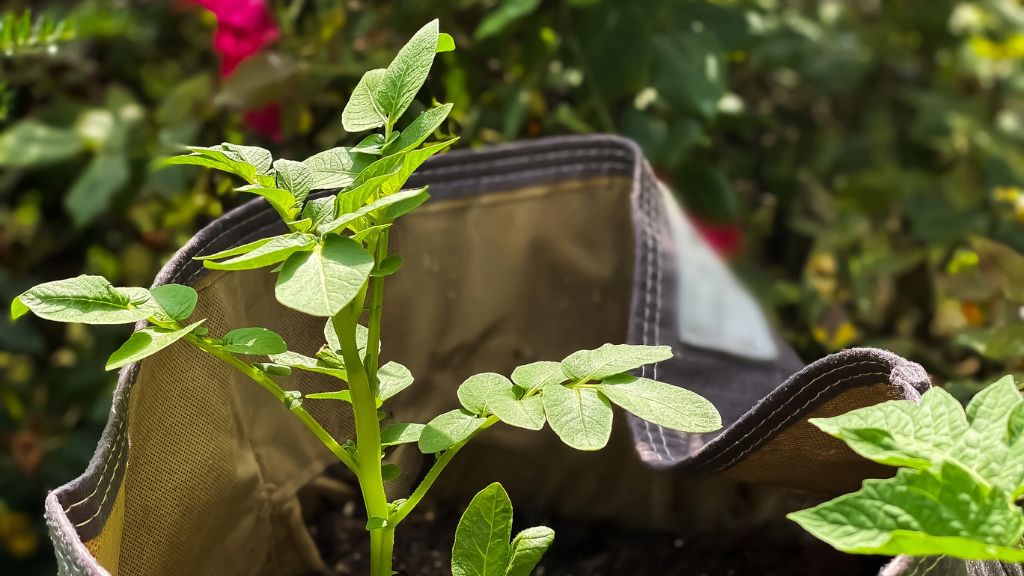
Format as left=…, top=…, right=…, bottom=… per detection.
left=44, top=135, right=1012, bottom=576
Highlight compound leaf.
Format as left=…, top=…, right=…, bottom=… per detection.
left=12, top=275, right=156, bottom=324
left=560, top=344, right=673, bottom=382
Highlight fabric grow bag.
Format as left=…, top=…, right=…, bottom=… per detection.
left=44, top=135, right=1009, bottom=576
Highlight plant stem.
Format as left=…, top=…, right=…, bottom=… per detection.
left=332, top=307, right=392, bottom=576
left=364, top=229, right=390, bottom=396
left=391, top=415, right=499, bottom=525
left=185, top=334, right=359, bottom=473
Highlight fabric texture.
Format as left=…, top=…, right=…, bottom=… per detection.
left=43, top=135, right=983, bottom=575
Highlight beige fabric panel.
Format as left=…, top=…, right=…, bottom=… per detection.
left=722, top=382, right=900, bottom=492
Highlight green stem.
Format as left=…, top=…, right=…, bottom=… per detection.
left=186, top=334, right=359, bottom=473
left=391, top=415, right=499, bottom=525
left=364, top=229, right=390, bottom=396
left=332, top=307, right=392, bottom=575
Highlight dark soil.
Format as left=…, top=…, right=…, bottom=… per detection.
left=300, top=467, right=884, bottom=576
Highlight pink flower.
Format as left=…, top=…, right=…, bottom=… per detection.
left=690, top=216, right=743, bottom=258
left=194, top=0, right=282, bottom=140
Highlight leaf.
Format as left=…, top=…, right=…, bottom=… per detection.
left=452, top=483, right=513, bottom=576
left=458, top=373, right=511, bottom=414
left=195, top=236, right=275, bottom=261
left=366, top=516, right=389, bottom=530
left=64, top=152, right=130, bottom=227
left=381, top=464, right=401, bottom=481
left=320, top=187, right=430, bottom=234
left=235, top=184, right=299, bottom=221
left=505, top=526, right=555, bottom=576
left=221, top=327, right=288, bottom=355
left=0, top=120, right=82, bottom=167
left=560, top=344, right=673, bottom=382
left=788, top=462, right=1024, bottom=561
left=106, top=320, right=205, bottom=370
left=419, top=409, right=486, bottom=454
left=342, top=68, right=389, bottom=133
left=303, top=147, right=372, bottom=190
left=437, top=33, right=456, bottom=53
left=384, top=187, right=431, bottom=221
left=511, top=361, right=566, bottom=393
left=386, top=103, right=453, bottom=154
left=381, top=422, right=425, bottom=447
left=354, top=134, right=386, bottom=155
left=273, top=159, right=314, bottom=204
left=12, top=275, right=156, bottom=324
left=809, top=381, right=1024, bottom=494
left=474, top=0, right=541, bottom=40
left=168, top=143, right=272, bottom=183
left=274, top=235, right=375, bottom=317
left=151, top=284, right=197, bottom=321
left=542, top=383, right=613, bottom=451
left=373, top=255, right=403, bottom=277
left=306, top=390, right=354, bottom=402
left=324, top=321, right=375, bottom=357
left=202, top=233, right=316, bottom=271
left=459, top=373, right=544, bottom=430
left=379, top=20, right=439, bottom=126
left=597, top=375, right=721, bottom=433
left=336, top=138, right=455, bottom=216
left=302, top=197, right=336, bottom=228
left=379, top=361, right=414, bottom=401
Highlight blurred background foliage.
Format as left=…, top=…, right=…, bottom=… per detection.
left=1, top=0, right=1023, bottom=572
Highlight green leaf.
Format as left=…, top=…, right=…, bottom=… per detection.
left=458, top=373, right=544, bottom=430
left=354, top=134, right=386, bottom=155
left=458, top=373, right=510, bottom=414
left=274, top=235, right=375, bottom=317
left=381, top=422, right=425, bottom=447
left=474, top=0, right=540, bottom=40
left=381, top=464, right=401, bottom=481
left=379, top=20, right=439, bottom=126
left=235, top=184, right=298, bottom=221
left=273, top=159, right=314, bottom=204
left=437, top=33, right=456, bottom=53
left=271, top=350, right=348, bottom=379
left=306, top=390, right=354, bottom=403
left=384, top=187, right=431, bottom=221
left=106, top=320, right=205, bottom=370
left=303, top=147, right=372, bottom=190
left=386, top=103, right=453, bottom=154
left=366, top=516, right=389, bottom=530
left=342, top=68, right=388, bottom=133
left=195, top=237, right=275, bottom=261
left=320, top=187, right=430, bottom=234
left=302, top=197, right=336, bottom=228
left=419, top=409, right=486, bottom=454
left=283, top=390, right=303, bottom=410
left=168, top=143, right=272, bottom=183
left=597, top=375, right=721, bottom=433
left=336, top=138, right=455, bottom=217
left=788, top=462, right=1024, bottom=561
left=511, top=361, right=566, bottom=393
left=560, top=344, right=673, bottom=382
left=379, top=361, right=414, bottom=401
left=151, top=284, right=197, bottom=321
left=220, top=327, right=287, bottom=355
left=452, top=482, right=513, bottom=576
left=324, top=321, right=375, bottom=357
left=0, top=120, right=82, bottom=167
left=542, top=383, right=613, bottom=451
left=505, top=526, right=555, bottom=576
left=809, top=381, right=1024, bottom=494
left=64, top=153, right=130, bottom=227
left=12, top=275, right=156, bottom=324
left=372, top=255, right=403, bottom=277
left=202, top=233, right=316, bottom=271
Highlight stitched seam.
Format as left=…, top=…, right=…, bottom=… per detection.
left=63, top=419, right=126, bottom=512
left=699, top=359, right=887, bottom=466
left=72, top=427, right=128, bottom=528
left=638, top=170, right=662, bottom=460
left=709, top=369, right=890, bottom=472
left=907, top=556, right=944, bottom=576
left=648, top=172, right=672, bottom=459
left=417, top=147, right=632, bottom=177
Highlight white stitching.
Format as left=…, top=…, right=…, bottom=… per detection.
left=638, top=172, right=664, bottom=460
left=649, top=174, right=672, bottom=459
left=709, top=368, right=890, bottom=472
left=907, top=556, right=944, bottom=576
left=71, top=428, right=126, bottom=528
left=63, top=418, right=126, bottom=511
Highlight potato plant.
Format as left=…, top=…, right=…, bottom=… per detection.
left=11, top=21, right=721, bottom=576
left=792, top=375, right=1024, bottom=561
